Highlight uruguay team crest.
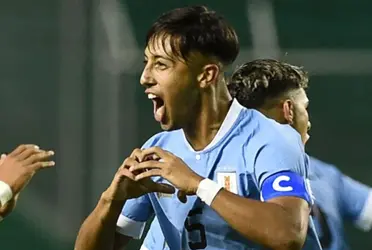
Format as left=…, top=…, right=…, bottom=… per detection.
left=217, top=171, right=238, bottom=194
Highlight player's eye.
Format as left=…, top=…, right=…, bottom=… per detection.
left=154, top=61, right=168, bottom=70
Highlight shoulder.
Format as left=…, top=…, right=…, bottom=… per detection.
left=255, top=116, right=303, bottom=153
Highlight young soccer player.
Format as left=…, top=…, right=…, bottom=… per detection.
left=75, top=7, right=321, bottom=250
left=228, top=58, right=372, bottom=250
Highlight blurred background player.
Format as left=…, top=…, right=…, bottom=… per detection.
left=75, top=6, right=321, bottom=250
left=0, top=144, right=55, bottom=220
left=228, top=58, right=372, bottom=250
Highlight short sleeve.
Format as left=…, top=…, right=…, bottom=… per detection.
left=254, top=142, right=313, bottom=204
left=339, top=174, right=372, bottom=231
left=116, top=195, right=154, bottom=239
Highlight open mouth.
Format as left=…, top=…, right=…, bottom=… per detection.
left=148, top=93, right=165, bottom=123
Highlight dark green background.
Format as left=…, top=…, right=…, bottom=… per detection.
left=1, top=0, right=371, bottom=249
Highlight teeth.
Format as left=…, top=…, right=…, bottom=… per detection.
left=148, top=93, right=157, bottom=99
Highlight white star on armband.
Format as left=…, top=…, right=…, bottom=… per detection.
left=0, top=181, right=13, bottom=208
left=196, top=179, right=223, bottom=206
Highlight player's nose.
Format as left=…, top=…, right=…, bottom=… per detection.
left=140, top=65, right=156, bottom=87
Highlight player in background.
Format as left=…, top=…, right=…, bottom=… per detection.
left=0, top=144, right=55, bottom=220
left=75, top=6, right=321, bottom=250
left=228, top=58, right=372, bottom=250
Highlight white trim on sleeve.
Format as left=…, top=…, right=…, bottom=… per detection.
left=355, top=191, right=372, bottom=231
left=116, top=214, right=146, bottom=239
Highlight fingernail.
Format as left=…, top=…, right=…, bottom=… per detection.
left=129, top=167, right=134, bottom=172
left=48, top=151, right=54, bottom=155
left=34, top=145, right=39, bottom=150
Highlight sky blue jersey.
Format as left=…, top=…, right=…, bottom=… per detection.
left=116, top=99, right=322, bottom=250
left=309, top=157, right=372, bottom=250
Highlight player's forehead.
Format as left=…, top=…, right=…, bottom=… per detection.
left=144, top=35, right=178, bottom=61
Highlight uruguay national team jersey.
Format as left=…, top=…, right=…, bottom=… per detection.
left=309, top=157, right=372, bottom=250
left=116, top=99, right=322, bottom=250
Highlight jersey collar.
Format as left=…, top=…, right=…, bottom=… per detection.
left=182, top=98, right=244, bottom=153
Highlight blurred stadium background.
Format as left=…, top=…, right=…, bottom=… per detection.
left=0, top=0, right=371, bottom=249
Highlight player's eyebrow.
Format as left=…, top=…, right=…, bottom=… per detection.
left=144, top=53, right=173, bottom=62
left=144, top=53, right=176, bottom=66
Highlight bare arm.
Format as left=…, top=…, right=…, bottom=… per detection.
left=74, top=150, right=174, bottom=250
left=211, top=190, right=309, bottom=250
left=75, top=194, right=130, bottom=250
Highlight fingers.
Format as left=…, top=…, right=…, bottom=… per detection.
left=134, top=169, right=162, bottom=181
left=154, top=183, right=175, bottom=194
left=128, top=160, right=163, bottom=173
left=116, top=167, right=136, bottom=181
left=119, top=157, right=139, bottom=171
left=130, top=148, right=145, bottom=162
left=23, top=150, right=55, bottom=166
left=8, top=144, right=39, bottom=157
left=29, top=160, right=55, bottom=171
left=17, top=147, right=43, bottom=160
left=141, top=147, right=170, bottom=161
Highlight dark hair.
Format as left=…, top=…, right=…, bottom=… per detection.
left=228, top=59, right=308, bottom=108
left=145, top=6, right=239, bottom=66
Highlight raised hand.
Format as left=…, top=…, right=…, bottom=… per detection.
left=128, top=147, right=203, bottom=197
left=0, top=144, right=55, bottom=195
left=102, top=148, right=175, bottom=201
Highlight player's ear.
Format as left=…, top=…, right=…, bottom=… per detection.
left=197, top=64, right=220, bottom=89
left=283, top=99, right=294, bottom=125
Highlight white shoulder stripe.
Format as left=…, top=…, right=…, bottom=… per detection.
left=116, top=214, right=146, bottom=239
left=355, top=191, right=372, bottom=231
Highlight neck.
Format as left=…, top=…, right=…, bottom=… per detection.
left=259, top=107, right=286, bottom=124
left=183, top=81, right=232, bottom=151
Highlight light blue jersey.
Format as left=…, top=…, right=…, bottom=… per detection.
left=309, top=157, right=372, bottom=250
left=116, top=99, right=322, bottom=250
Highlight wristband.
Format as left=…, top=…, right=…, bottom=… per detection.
left=196, top=179, right=223, bottom=206
left=0, top=181, right=13, bottom=207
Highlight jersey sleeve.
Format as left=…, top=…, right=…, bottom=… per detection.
left=254, top=142, right=313, bottom=205
left=339, top=174, right=372, bottom=231
left=116, top=194, right=154, bottom=239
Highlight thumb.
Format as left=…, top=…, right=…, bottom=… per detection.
left=153, top=183, right=175, bottom=194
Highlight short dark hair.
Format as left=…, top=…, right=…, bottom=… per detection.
left=146, top=6, right=239, bottom=66
left=228, top=59, right=308, bottom=108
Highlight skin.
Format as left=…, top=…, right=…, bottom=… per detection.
left=75, top=38, right=310, bottom=250
left=0, top=145, right=55, bottom=218
left=258, top=88, right=310, bottom=144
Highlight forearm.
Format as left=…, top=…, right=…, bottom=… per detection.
left=75, top=193, right=126, bottom=250
left=210, top=190, right=307, bottom=250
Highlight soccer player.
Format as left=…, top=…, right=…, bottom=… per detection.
left=75, top=6, right=321, bottom=250
left=228, top=58, right=372, bottom=250
left=0, top=144, right=55, bottom=220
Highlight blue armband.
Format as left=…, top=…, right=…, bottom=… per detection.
left=261, top=171, right=313, bottom=204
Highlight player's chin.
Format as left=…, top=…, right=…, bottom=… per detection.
left=159, top=116, right=176, bottom=131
